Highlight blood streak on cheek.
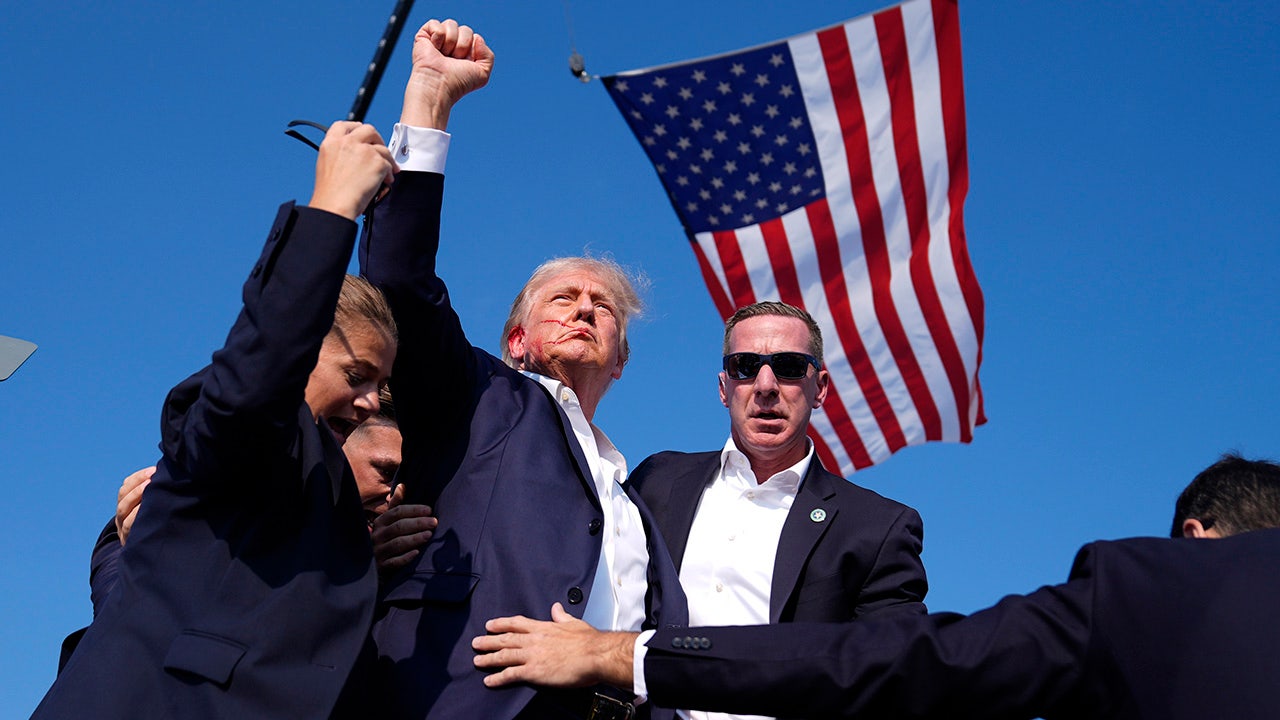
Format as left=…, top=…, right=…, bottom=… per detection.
left=540, top=319, right=581, bottom=346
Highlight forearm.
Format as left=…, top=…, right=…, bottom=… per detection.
left=167, top=205, right=355, bottom=476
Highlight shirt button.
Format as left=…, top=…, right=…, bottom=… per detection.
left=715, top=582, right=723, bottom=593
left=560, top=389, right=571, bottom=402
left=727, top=533, right=736, bottom=541
left=746, top=491, right=756, bottom=500
left=616, top=576, right=623, bottom=587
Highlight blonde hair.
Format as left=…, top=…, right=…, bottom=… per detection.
left=334, top=274, right=397, bottom=343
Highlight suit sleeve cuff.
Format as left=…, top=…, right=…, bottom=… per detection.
left=388, top=124, right=450, bottom=174
left=632, top=629, right=656, bottom=701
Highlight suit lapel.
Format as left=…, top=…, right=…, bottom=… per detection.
left=540, top=383, right=602, bottom=510
left=661, top=455, right=721, bottom=573
left=770, top=462, right=840, bottom=623
left=302, top=406, right=348, bottom=505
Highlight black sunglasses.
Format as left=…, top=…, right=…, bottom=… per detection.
left=723, top=352, right=821, bottom=381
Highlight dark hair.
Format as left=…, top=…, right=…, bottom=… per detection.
left=1170, top=452, right=1280, bottom=537
left=723, top=301, right=823, bottom=362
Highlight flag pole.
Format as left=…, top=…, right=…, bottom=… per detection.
left=286, top=0, right=417, bottom=150
left=347, top=0, right=417, bottom=122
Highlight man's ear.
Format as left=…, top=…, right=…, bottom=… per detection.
left=1182, top=518, right=1223, bottom=539
left=1177, top=517, right=1218, bottom=535
left=611, top=353, right=626, bottom=381
left=718, top=372, right=730, bottom=408
left=507, top=326, right=526, bottom=367
left=813, top=369, right=831, bottom=408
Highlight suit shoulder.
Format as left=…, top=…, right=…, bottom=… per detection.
left=629, top=450, right=719, bottom=492
left=825, top=468, right=920, bottom=517
left=632, top=450, right=718, bottom=476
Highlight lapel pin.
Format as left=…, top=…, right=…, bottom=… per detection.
left=809, top=508, right=827, bottom=523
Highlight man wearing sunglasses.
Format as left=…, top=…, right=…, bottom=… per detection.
left=626, top=301, right=927, bottom=720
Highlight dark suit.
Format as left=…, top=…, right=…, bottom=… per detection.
left=35, top=204, right=377, bottom=720
left=646, top=528, right=1280, bottom=719
left=357, top=172, right=688, bottom=719
left=56, top=519, right=126, bottom=674
left=631, top=450, right=926, bottom=624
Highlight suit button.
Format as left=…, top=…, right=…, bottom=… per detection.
left=588, top=518, right=603, bottom=535
left=567, top=587, right=584, bottom=605
left=671, top=637, right=683, bottom=648
left=699, top=638, right=712, bottom=649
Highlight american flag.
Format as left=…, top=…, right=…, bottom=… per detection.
left=604, top=0, right=983, bottom=476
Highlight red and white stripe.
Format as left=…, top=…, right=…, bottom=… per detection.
left=690, top=0, right=984, bottom=476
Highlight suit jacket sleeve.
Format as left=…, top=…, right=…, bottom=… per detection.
left=160, top=204, right=357, bottom=491
left=645, top=547, right=1101, bottom=720
left=358, top=171, right=476, bottom=507
left=88, top=518, right=123, bottom=617
left=852, top=504, right=928, bottom=619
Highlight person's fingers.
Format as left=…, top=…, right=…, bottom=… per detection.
left=453, top=24, right=475, bottom=59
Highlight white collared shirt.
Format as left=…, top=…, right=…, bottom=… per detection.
left=672, top=438, right=813, bottom=720
left=524, top=372, right=651, bottom=633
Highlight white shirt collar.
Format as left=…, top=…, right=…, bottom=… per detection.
left=719, top=435, right=813, bottom=493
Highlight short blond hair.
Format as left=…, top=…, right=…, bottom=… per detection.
left=334, top=274, right=397, bottom=343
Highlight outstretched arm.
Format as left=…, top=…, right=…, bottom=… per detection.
left=166, top=121, right=394, bottom=485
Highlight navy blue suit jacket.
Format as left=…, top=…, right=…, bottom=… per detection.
left=646, top=528, right=1280, bottom=719
left=631, top=450, right=927, bottom=624
left=35, top=204, right=377, bottom=720
left=358, top=172, right=688, bottom=719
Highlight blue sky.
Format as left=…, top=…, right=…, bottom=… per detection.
left=3, top=1, right=1278, bottom=712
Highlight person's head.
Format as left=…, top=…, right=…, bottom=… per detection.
left=344, top=387, right=402, bottom=523
left=501, top=256, right=643, bottom=391
left=719, top=302, right=829, bottom=477
left=305, top=275, right=398, bottom=446
left=1171, top=453, right=1280, bottom=538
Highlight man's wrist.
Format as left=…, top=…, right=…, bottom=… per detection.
left=388, top=124, right=450, bottom=174
left=630, top=630, right=655, bottom=701
left=399, top=72, right=457, bottom=130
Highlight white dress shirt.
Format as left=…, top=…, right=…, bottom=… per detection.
left=523, top=372, right=651, bottom=632
left=644, top=438, right=814, bottom=720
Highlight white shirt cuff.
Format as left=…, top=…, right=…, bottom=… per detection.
left=388, top=124, right=450, bottom=174
left=632, top=629, right=656, bottom=702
